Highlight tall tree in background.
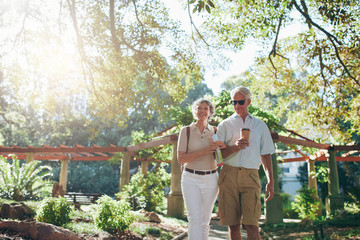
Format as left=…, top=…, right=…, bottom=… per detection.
left=67, top=0, right=204, bottom=122
left=188, top=0, right=360, bottom=142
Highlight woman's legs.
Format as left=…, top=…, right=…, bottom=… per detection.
left=200, top=173, right=218, bottom=239
left=182, top=172, right=203, bottom=239
left=181, top=171, right=218, bottom=240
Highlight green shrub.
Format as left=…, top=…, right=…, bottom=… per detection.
left=281, top=193, right=299, bottom=219
left=0, top=156, right=53, bottom=201
left=94, top=195, right=134, bottom=233
left=291, top=187, right=320, bottom=220
left=36, top=197, right=72, bottom=226
left=117, top=164, right=170, bottom=213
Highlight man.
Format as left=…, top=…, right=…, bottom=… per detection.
left=217, top=86, right=275, bottom=240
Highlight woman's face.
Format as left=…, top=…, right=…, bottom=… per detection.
left=196, top=102, right=211, bottom=121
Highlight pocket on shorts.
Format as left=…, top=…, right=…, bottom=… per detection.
left=254, top=191, right=261, bottom=219
left=218, top=190, right=225, bottom=218
left=218, top=168, right=227, bottom=186
left=249, top=171, right=261, bottom=189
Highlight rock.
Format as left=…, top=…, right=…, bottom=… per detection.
left=0, top=202, right=34, bottom=220
left=12, top=189, right=24, bottom=202
left=0, top=220, right=81, bottom=240
left=98, top=231, right=118, bottom=240
left=144, top=211, right=161, bottom=223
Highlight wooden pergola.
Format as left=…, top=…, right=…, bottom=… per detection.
left=1, top=130, right=359, bottom=221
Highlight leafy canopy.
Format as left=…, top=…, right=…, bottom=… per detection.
left=189, top=0, right=360, bottom=142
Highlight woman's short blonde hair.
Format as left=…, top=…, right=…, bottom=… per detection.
left=191, top=98, right=215, bottom=120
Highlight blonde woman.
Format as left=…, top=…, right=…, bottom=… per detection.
left=177, top=98, right=225, bottom=240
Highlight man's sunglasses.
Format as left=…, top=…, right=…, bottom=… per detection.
left=230, top=99, right=248, bottom=105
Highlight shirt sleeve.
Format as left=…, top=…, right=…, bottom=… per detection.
left=260, top=122, right=276, bottom=155
left=216, top=122, right=227, bottom=144
left=177, top=127, right=188, bottom=152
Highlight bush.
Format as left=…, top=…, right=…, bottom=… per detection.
left=94, top=195, right=134, bottom=233
left=117, top=164, right=170, bottom=213
left=291, top=187, right=320, bottom=220
left=281, top=193, right=299, bottom=219
left=0, top=156, right=53, bottom=201
left=36, top=197, right=72, bottom=226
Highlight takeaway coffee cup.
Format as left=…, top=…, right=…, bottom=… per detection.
left=240, top=128, right=250, bottom=141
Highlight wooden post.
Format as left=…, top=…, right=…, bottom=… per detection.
left=120, top=152, right=131, bottom=191
left=59, top=160, right=69, bottom=193
left=141, top=161, right=148, bottom=175
left=326, top=147, right=344, bottom=217
left=265, top=154, right=283, bottom=224
left=167, top=141, right=184, bottom=218
left=25, top=153, right=34, bottom=163
left=308, top=159, right=322, bottom=216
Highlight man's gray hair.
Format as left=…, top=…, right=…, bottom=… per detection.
left=192, top=98, right=215, bottom=120
left=230, top=86, right=251, bottom=100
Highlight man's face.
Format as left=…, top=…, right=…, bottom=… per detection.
left=232, top=92, right=251, bottom=116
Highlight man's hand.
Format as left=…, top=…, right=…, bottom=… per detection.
left=265, top=182, right=274, bottom=202
left=235, top=138, right=249, bottom=148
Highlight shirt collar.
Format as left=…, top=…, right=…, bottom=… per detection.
left=190, top=122, right=211, bottom=131
left=233, top=113, right=253, bottom=119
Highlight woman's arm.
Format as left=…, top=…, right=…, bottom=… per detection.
left=177, top=142, right=219, bottom=164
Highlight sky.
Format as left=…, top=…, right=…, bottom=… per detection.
left=163, top=0, right=259, bottom=95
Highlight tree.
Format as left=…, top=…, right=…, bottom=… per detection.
left=188, top=0, right=360, bottom=142
left=67, top=0, right=204, bottom=122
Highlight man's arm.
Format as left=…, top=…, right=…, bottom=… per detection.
left=261, top=154, right=274, bottom=202
left=220, top=138, right=248, bottom=159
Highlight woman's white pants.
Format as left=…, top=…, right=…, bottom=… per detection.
left=181, top=170, right=219, bottom=240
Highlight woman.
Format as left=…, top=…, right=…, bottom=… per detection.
left=177, top=98, right=225, bottom=240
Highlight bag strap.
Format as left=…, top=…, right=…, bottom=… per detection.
left=186, top=126, right=190, bottom=153
left=214, top=126, right=217, bottom=134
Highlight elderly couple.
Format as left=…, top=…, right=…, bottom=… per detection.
left=177, top=86, right=275, bottom=240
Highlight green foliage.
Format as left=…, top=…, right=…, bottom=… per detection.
left=130, top=131, right=173, bottom=162
left=291, top=187, right=321, bottom=220
left=117, top=164, right=170, bottom=213
left=94, top=195, right=134, bottom=234
left=0, top=155, right=53, bottom=201
left=281, top=193, right=298, bottom=219
left=190, top=0, right=360, bottom=141
left=313, top=164, right=329, bottom=184
left=66, top=161, right=119, bottom=196
left=36, top=197, right=72, bottom=226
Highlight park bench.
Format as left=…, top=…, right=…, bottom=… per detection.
left=64, top=192, right=101, bottom=205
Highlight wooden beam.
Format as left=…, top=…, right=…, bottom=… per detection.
left=271, top=133, right=330, bottom=149
left=332, top=145, right=360, bottom=151
left=280, top=156, right=309, bottom=163
left=0, top=145, right=126, bottom=153
left=126, top=134, right=176, bottom=152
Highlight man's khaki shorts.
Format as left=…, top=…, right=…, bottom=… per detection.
left=218, top=165, right=261, bottom=227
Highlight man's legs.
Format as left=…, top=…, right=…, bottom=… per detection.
left=244, top=225, right=260, bottom=240
left=229, top=224, right=241, bottom=240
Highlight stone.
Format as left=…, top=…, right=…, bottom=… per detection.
left=0, top=220, right=81, bottom=240
left=144, top=211, right=161, bottom=223
left=0, top=202, right=34, bottom=220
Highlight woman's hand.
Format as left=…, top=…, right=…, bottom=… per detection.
left=206, top=142, right=219, bottom=152
left=215, top=141, right=226, bottom=149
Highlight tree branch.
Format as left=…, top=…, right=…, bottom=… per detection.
left=187, top=0, right=214, bottom=47
left=268, top=15, right=290, bottom=78
left=110, top=0, right=121, bottom=53
left=292, top=0, right=359, bottom=86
